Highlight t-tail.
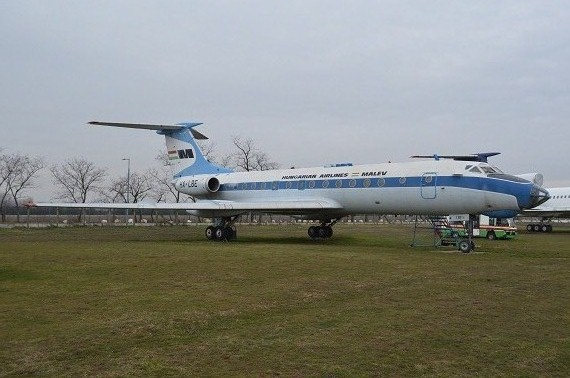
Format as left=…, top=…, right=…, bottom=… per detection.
left=88, top=121, right=233, bottom=178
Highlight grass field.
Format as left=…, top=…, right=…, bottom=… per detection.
left=1, top=224, right=568, bottom=376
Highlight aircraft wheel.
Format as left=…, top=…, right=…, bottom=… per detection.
left=458, top=240, right=472, bottom=253
left=317, top=226, right=329, bottom=239
left=526, top=224, right=533, bottom=232
left=541, top=224, right=548, bottom=233
left=205, top=226, right=215, bottom=240
left=214, top=226, right=227, bottom=241
left=308, top=226, right=318, bottom=239
left=486, top=231, right=496, bottom=240
left=533, top=224, right=541, bottom=232
left=546, top=225, right=553, bottom=232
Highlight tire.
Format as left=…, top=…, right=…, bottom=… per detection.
left=214, top=226, right=227, bottom=241
left=458, top=240, right=472, bottom=253
left=317, top=226, right=329, bottom=239
left=546, top=225, right=553, bottom=233
left=205, top=226, right=215, bottom=240
left=541, top=225, right=548, bottom=233
left=526, top=224, right=533, bottom=232
left=486, top=232, right=496, bottom=240
left=308, top=226, right=318, bottom=239
left=533, top=224, right=541, bottom=232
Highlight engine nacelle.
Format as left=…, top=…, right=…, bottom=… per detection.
left=175, top=176, right=220, bottom=196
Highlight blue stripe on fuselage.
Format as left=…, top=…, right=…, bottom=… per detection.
left=217, top=175, right=532, bottom=209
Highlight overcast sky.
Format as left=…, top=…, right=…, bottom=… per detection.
left=1, top=1, right=569, bottom=200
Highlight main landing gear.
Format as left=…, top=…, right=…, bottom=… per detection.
left=308, top=219, right=340, bottom=240
left=205, top=216, right=238, bottom=242
left=526, top=223, right=553, bottom=233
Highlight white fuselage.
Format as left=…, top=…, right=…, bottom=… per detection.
left=523, top=187, right=570, bottom=218
left=175, top=159, right=531, bottom=218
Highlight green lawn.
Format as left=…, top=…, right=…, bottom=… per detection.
left=1, top=224, right=568, bottom=376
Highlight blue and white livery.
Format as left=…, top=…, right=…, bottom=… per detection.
left=33, top=121, right=550, bottom=242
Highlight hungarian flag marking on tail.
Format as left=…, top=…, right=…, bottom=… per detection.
left=168, top=150, right=178, bottom=160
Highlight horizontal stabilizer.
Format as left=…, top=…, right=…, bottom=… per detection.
left=411, top=152, right=500, bottom=163
left=88, top=121, right=208, bottom=139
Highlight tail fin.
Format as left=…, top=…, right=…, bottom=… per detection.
left=89, top=121, right=233, bottom=178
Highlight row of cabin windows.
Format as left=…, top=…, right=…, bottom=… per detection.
left=552, top=195, right=569, bottom=199
left=230, top=177, right=410, bottom=190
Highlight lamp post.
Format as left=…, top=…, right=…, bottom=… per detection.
left=122, top=158, right=131, bottom=224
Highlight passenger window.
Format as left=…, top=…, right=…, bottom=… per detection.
left=286, top=181, right=292, bottom=189
left=308, top=180, right=315, bottom=189
left=378, top=178, right=385, bottom=187
left=363, top=178, right=371, bottom=188
left=335, top=180, right=342, bottom=188
left=322, top=180, right=329, bottom=188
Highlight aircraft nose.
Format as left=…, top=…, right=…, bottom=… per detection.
left=524, top=184, right=550, bottom=209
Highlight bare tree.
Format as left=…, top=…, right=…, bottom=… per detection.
left=148, top=167, right=190, bottom=203
left=197, top=141, right=217, bottom=163
left=230, top=136, right=279, bottom=171
left=50, top=158, right=107, bottom=203
left=152, top=150, right=195, bottom=203
left=252, top=151, right=279, bottom=171
left=107, top=172, right=153, bottom=203
left=4, top=154, right=44, bottom=222
left=0, top=150, right=14, bottom=222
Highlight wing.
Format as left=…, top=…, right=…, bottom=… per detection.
left=29, top=199, right=343, bottom=217
left=521, top=208, right=570, bottom=218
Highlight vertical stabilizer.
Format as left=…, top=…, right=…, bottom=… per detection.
left=159, top=123, right=233, bottom=178
left=88, top=121, right=233, bottom=178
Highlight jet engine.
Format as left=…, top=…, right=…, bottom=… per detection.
left=175, top=176, right=220, bottom=196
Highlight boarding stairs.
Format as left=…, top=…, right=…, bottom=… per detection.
left=410, top=215, right=463, bottom=248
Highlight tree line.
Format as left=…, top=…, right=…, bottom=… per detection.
left=0, top=137, right=278, bottom=222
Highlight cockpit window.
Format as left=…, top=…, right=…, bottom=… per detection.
left=469, top=166, right=482, bottom=173
left=491, top=166, right=503, bottom=173
left=465, top=165, right=473, bottom=170
left=479, top=166, right=497, bottom=174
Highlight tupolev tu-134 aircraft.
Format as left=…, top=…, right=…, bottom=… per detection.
left=32, top=121, right=550, bottom=244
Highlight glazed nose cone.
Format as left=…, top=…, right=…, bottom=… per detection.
left=525, top=185, right=550, bottom=209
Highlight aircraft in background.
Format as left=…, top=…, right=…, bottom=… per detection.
left=521, top=187, right=570, bottom=232
left=30, top=121, right=550, bottom=251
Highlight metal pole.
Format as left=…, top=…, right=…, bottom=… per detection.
left=123, top=158, right=131, bottom=225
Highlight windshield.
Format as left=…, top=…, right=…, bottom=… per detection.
left=479, top=166, right=497, bottom=174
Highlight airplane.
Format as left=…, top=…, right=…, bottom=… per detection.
left=30, top=121, right=550, bottom=252
left=521, top=187, right=570, bottom=232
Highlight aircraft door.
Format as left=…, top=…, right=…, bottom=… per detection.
left=420, top=172, right=437, bottom=199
